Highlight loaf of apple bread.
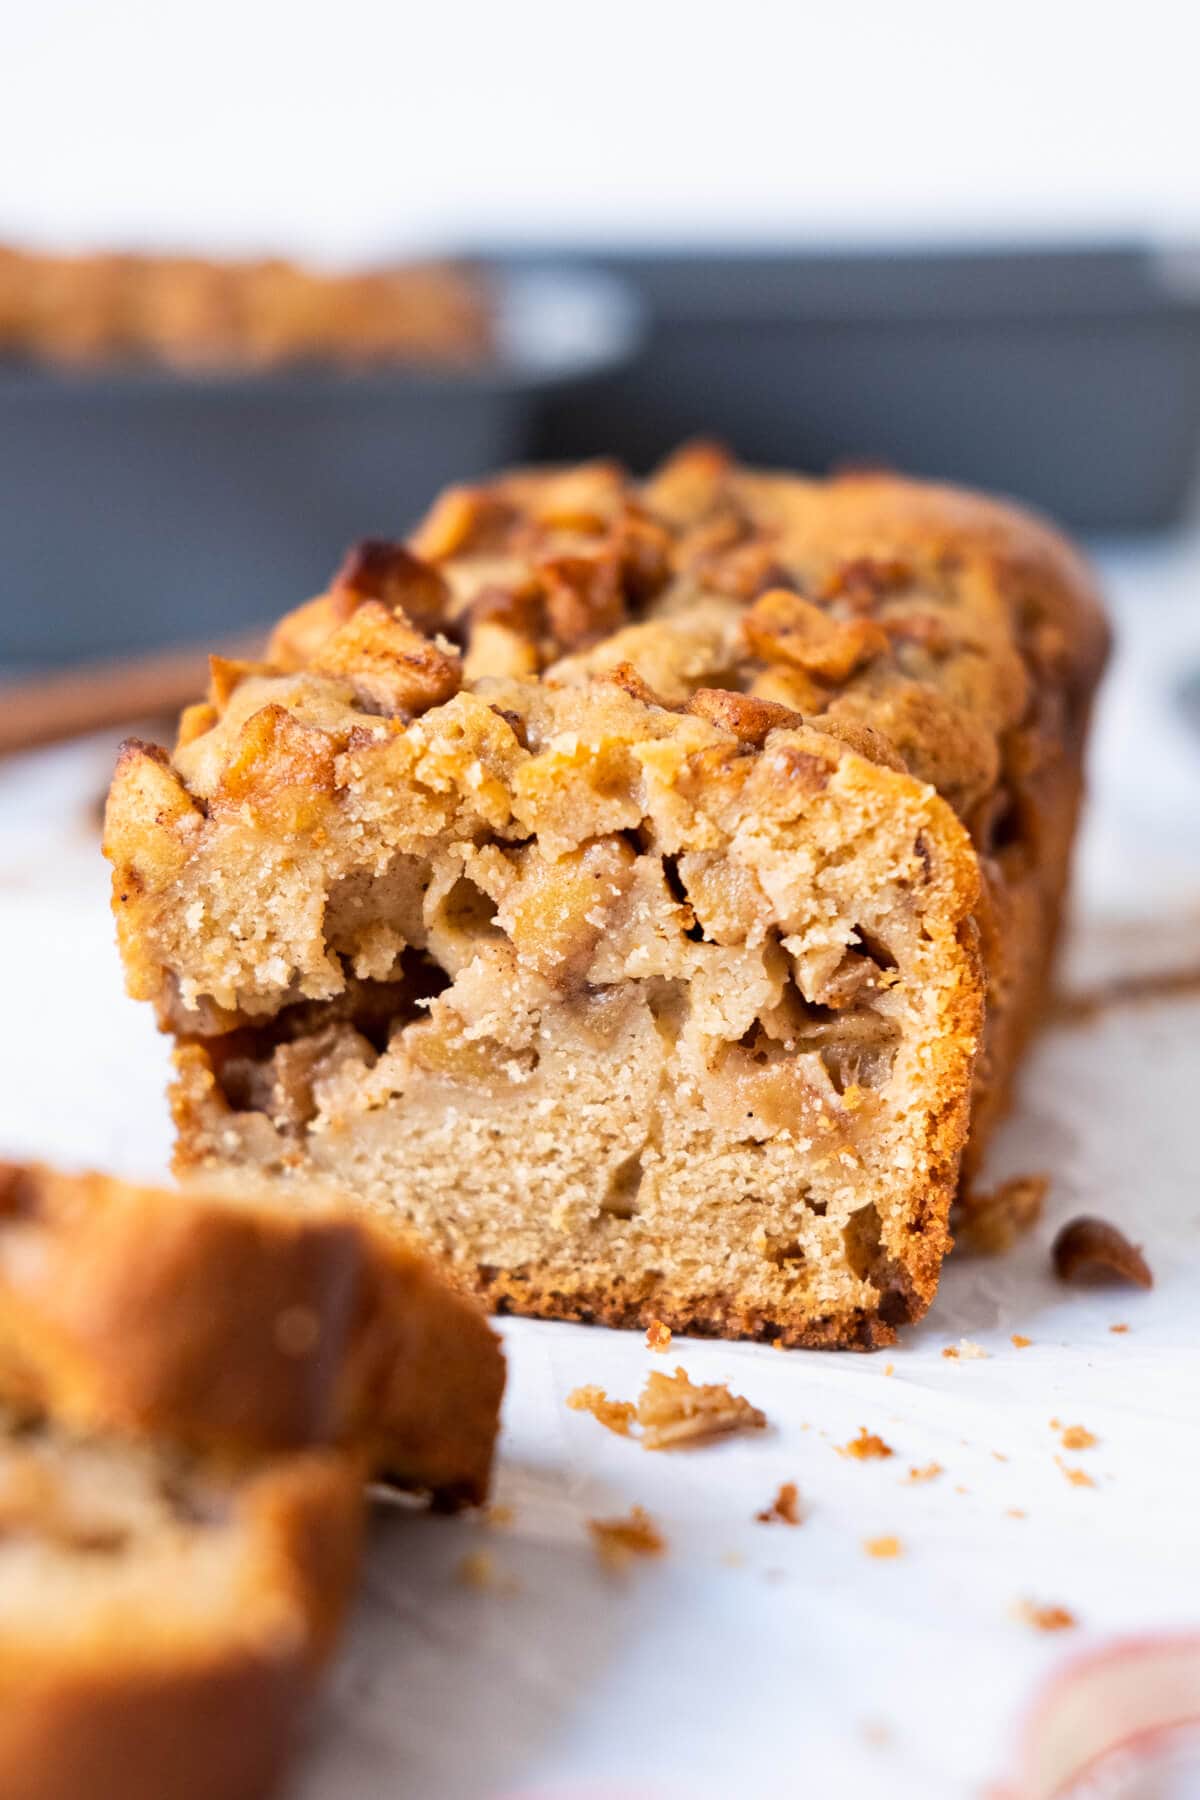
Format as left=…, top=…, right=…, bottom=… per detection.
left=104, top=446, right=1108, bottom=1347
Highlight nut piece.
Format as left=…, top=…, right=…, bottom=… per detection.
left=818, top=556, right=912, bottom=609
left=1052, top=1216, right=1153, bottom=1289
left=742, top=588, right=888, bottom=683
left=309, top=600, right=461, bottom=717
left=332, top=538, right=450, bottom=635
left=536, top=551, right=626, bottom=649
left=409, top=484, right=510, bottom=561
left=685, top=688, right=805, bottom=747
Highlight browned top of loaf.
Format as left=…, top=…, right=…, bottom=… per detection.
left=178, top=442, right=1107, bottom=830
left=0, top=1163, right=504, bottom=1506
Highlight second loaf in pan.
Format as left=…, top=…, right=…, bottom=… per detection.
left=104, top=445, right=1109, bottom=1347
left=0, top=1164, right=504, bottom=1505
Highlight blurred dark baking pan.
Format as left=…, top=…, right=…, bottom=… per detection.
left=0, top=264, right=640, bottom=670
left=520, top=244, right=1200, bottom=531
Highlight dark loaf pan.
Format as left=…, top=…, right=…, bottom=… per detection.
left=519, top=243, right=1200, bottom=531
left=0, top=264, right=641, bottom=670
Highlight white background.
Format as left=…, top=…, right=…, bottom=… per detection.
left=1, top=0, right=1199, bottom=259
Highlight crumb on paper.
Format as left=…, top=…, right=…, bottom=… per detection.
left=756, top=1481, right=802, bottom=1525
left=841, top=1427, right=894, bottom=1461
left=1011, top=1334, right=1032, bottom=1348
left=958, top=1173, right=1048, bottom=1255
left=1110, top=1323, right=1130, bottom=1334
left=1007, top=1508, right=1027, bottom=1519
left=861, top=1719, right=893, bottom=1749
left=771, top=1336, right=785, bottom=1351
left=456, top=1549, right=515, bottom=1591
left=884, top=1362, right=895, bottom=1376
left=1016, top=1599, right=1077, bottom=1632
left=566, top=1385, right=637, bottom=1437
left=993, top=1451, right=1009, bottom=1463
left=954, top=1484, right=970, bottom=1495
left=1059, top=1425, right=1098, bottom=1451
left=483, top=1502, right=514, bottom=1527
left=636, top=1366, right=767, bottom=1450
left=905, top=1462, right=943, bottom=1484
left=864, top=1535, right=903, bottom=1559
left=588, top=1505, right=665, bottom=1570
left=1056, top=1457, right=1096, bottom=1489
left=645, top=1319, right=672, bottom=1352
left=721, top=1549, right=746, bottom=1568
left=943, top=1338, right=989, bottom=1361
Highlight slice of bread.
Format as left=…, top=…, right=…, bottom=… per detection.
left=0, top=1163, right=504, bottom=1507
left=0, top=1412, right=361, bottom=1800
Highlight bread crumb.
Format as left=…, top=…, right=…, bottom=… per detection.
left=637, top=1366, right=766, bottom=1450
left=958, top=1173, right=1048, bottom=1255
left=645, top=1320, right=672, bottom=1352
left=721, top=1549, right=746, bottom=1568
left=864, top=1535, right=903, bottom=1558
left=1056, top=1457, right=1096, bottom=1489
left=588, top=1505, right=665, bottom=1570
left=566, top=1385, right=636, bottom=1437
left=884, top=1362, right=895, bottom=1376
left=862, top=1719, right=892, bottom=1748
left=483, top=1503, right=514, bottom=1527
left=992, top=1451, right=1009, bottom=1462
left=570, top=1368, right=767, bottom=1450
left=953, top=1484, right=970, bottom=1495
left=1011, top=1334, right=1032, bottom=1348
left=943, top=1338, right=989, bottom=1360
left=1110, top=1323, right=1130, bottom=1334
left=756, top=1481, right=802, bottom=1524
left=1007, top=1508, right=1027, bottom=1519
left=1059, top=1425, right=1098, bottom=1450
left=841, top=1427, right=894, bottom=1461
left=905, top=1462, right=943, bottom=1484
left=456, top=1550, right=509, bottom=1590
left=1016, top=1599, right=1077, bottom=1632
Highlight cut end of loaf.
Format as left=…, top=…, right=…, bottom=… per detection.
left=104, top=447, right=1108, bottom=1348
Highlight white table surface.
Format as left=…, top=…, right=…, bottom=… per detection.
left=1, top=526, right=1199, bottom=1800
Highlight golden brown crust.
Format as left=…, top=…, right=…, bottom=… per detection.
left=0, top=1445, right=361, bottom=1800
left=0, top=1164, right=504, bottom=1505
left=0, top=242, right=491, bottom=370
left=103, top=445, right=1108, bottom=1349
